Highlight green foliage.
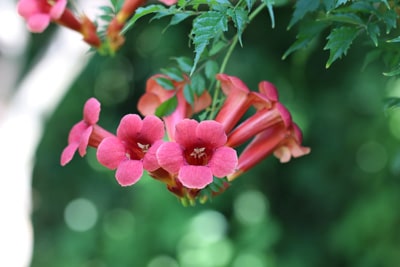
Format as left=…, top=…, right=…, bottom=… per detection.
left=155, top=95, right=178, bottom=117
left=190, top=11, right=229, bottom=74
left=324, top=26, right=359, bottom=68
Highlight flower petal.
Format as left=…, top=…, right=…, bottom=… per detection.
left=78, top=126, right=93, bottom=156
left=67, top=121, right=87, bottom=144
left=137, top=93, right=162, bottom=116
left=142, top=140, right=164, bottom=172
left=60, top=143, right=79, bottom=166
left=178, top=165, right=213, bottom=189
left=115, top=160, right=143, bottom=186
left=156, top=142, right=184, bottom=174
left=27, top=14, right=51, bottom=33
left=140, top=115, right=165, bottom=142
left=174, top=119, right=198, bottom=148
left=96, top=137, right=126, bottom=169
left=83, top=98, right=100, bottom=125
left=209, top=147, right=238, bottom=177
left=116, top=114, right=142, bottom=142
left=49, top=0, right=67, bottom=19
left=196, top=120, right=227, bottom=148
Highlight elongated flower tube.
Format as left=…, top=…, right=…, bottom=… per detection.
left=96, top=114, right=165, bottom=186
left=227, top=102, right=292, bottom=148
left=138, top=74, right=211, bottom=140
left=156, top=119, right=238, bottom=189
left=214, top=74, right=252, bottom=133
left=61, top=98, right=114, bottom=166
left=228, top=122, right=310, bottom=181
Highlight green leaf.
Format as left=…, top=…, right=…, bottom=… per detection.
left=209, top=40, right=227, bottom=56
left=161, top=67, right=185, bottom=81
left=155, top=77, right=175, bottom=90
left=367, top=23, right=380, bottom=47
left=227, top=7, right=249, bottom=46
left=378, top=9, right=397, bottom=34
left=123, top=5, right=167, bottom=33
left=262, top=0, right=276, bottom=28
left=384, top=97, right=400, bottom=111
left=283, top=20, right=327, bottom=59
left=170, top=12, right=193, bottom=26
left=387, top=36, right=400, bottom=43
left=190, top=11, right=228, bottom=74
left=99, top=6, right=115, bottom=14
left=324, top=26, right=359, bottom=68
left=319, top=13, right=364, bottom=26
left=383, top=65, right=400, bottom=76
left=172, top=57, right=193, bottom=73
left=245, top=0, right=257, bottom=10
left=155, top=96, right=178, bottom=117
left=191, top=73, right=206, bottom=95
left=335, top=0, right=349, bottom=8
left=183, top=84, right=195, bottom=106
left=205, top=60, right=219, bottom=80
left=288, top=0, right=319, bottom=29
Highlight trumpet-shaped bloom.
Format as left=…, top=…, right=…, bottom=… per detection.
left=61, top=98, right=113, bottom=166
left=138, top=74, right=211, bottom=140
left=228, top=123, right=310, bottom=181
left=17, top=0, right=67, bottom=32
left=96, top=114, right=165, bottom=186
left=156, top=119, right=238, bottom=189
left=159, top=0, right=177, bottom=5
left=214, top=74, right=252, bottom=133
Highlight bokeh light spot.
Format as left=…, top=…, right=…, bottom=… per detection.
left=189, top=210, right=227, bottom=243
left=234, top=190, right=268, bottom=224
left=356, top=141, right=388, bottom=173
left=64, top=198, right=98, bottom=232
left=103, top=208, right=135, bottom=240
left=147, top=255, right=179, bottom=267
left=232, top=252, right=266, bottom=267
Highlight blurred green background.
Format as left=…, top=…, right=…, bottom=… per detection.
left=30, top=4, right=400, bottom=267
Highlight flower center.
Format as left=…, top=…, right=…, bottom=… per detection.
left=125, top=142, right=150, bottom=160
left=186, top=147, right=209, bottom=166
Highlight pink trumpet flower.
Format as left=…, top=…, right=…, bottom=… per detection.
left=228, top=122, right=310, bottom=181
left=138, top=74, right=211, bottom=140
left=156, top=119, right=238, bottom=189
left=17, top=0, right=67, bottom=32
left=96, top=114, right=165, bottom=187
left=214, top=74, right=252, bottom=133
left=61, top=98, right=113, bottom=166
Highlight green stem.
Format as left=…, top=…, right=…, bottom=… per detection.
left=208, top=2, right=267, bottom=119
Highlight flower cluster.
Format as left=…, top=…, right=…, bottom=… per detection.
left=61, top=74, right=310, bottom=204
left=16, top=0, right=177, bottom=53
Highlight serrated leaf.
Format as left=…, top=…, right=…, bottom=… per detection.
left=262, top=0, right=276, bottom=28
left=367, top=23, right=380, bottom=47
left=172, top=57, right=193, bottom=73
left=183, top=84, right=195, bottom=106
left=319, top=13, right=364, bottom=26
left=288, top=0, right=319, bottom=29
left=245, top=0, right=257, bottom=10
left=155, top=96, right=178, bottom=117
left=378, top=9, right=397, bottom=34
left=122, top=5, right=167, bottom=33
left=335, top=0, right=348, bottom=8
left=99, top=6, right=115, bottom=14
left=228, top=7, right=249, bottom=46
left=205, top=60, right=219, bottom=80
left=170, top=12, right=193, bottom=26
left=283, top=21, right=327, bottom=59
left=190, top=11, right=228, bottom=74
left=324, top=26, right=359, bottom=68
left=161, top=67, right=185, bottom=81
left=155, top=77, right=175, bottom=90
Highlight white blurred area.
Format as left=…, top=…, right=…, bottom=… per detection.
left=0, top=1, right=107, bottom=266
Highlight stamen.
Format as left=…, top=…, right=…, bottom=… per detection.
left=137, top=142, right=150, bottom=153
left=190, top=147, right=206, bottom=159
